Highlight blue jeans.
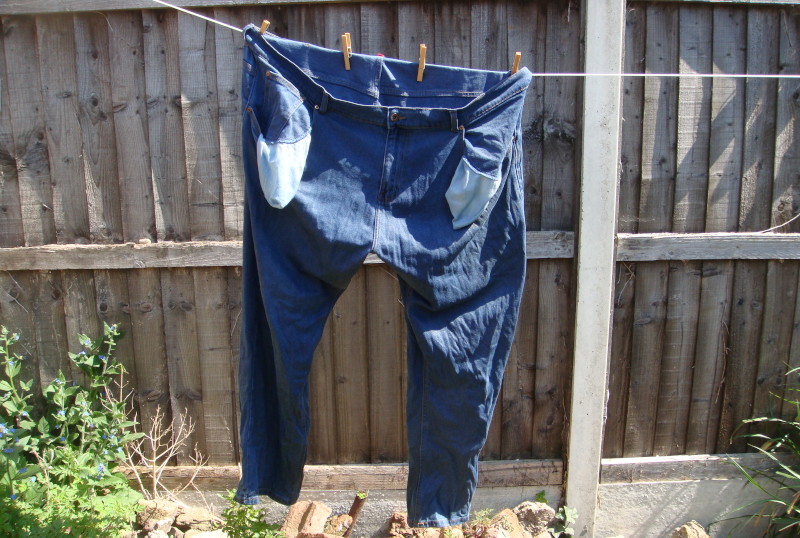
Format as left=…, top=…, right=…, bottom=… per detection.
left=236, top=24, right=532, bottom=528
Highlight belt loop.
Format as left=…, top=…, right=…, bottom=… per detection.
left=449, top=110, right=459, bottom=132
left=318, top=91, right=330, bottom=113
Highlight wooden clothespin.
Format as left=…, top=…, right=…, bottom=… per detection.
left=342, top=32, right=352, bottom=70
left=260, top=20, right=270, bottom=34
left=511, top=51, right=521, bottom=74
left=417, top=44, right=427, bottom=82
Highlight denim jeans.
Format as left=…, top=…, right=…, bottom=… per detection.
left=236, top=24, right=533, bottom=528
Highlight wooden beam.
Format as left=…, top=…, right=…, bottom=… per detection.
left=616, top=232, right=800, bottom=261
left=0, top=0, right=412, bottom=16
left=630, top=0, right=800, bottom=4
left=601, top=453, right=800, bottom=483
left=566, top=0, right=625, bottom=536
left=3, top=232, right=800, bottom=271
left=122, top=459, right=564, bottom=491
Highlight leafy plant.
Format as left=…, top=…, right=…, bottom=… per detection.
left=219, top=489, right=285, bottom=538
left=535, top=490, right=548, bottom=504
left=547, top=506, right=577, bottom=537
left=728, top=365, right=800, bottom=536
left=0, top=324, right=143, bottom=536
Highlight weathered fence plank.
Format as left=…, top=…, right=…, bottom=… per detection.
left=533, top=1, right=579, bottom=460
left=651, top=5, right=710, bottom=456
left=604, top=3, right=646, bottom=459
left=717, top=6, right=778, bottom=452
left=2, top=16, right=56, bottom=247
left=624, top=4, right=678, bottom=457
left=74, top=13, right=125, bottom=244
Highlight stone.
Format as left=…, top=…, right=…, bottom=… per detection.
left=325, top=514, right=354, bottom=535
left=281, top=501, right=333, bottom=538
left=137, top=498, right=180, bottom=533
left=296, top=534, right=341, bottom=538
left=300, top=501, right=333, bottom=534
left=489, top=508, right=525, bottom=538
left=387, top=512, right=412, bottom=537
left=174, top=505, right=218, bottom=532
left=670, top=520, right=710, bottom=538
left=512, top=502, right=556, bottom=535
left=145, top=531, right=170, bottom=538
left=168, top=528, right=185, bottom=538
left=282, top=501, right=312, bottom=538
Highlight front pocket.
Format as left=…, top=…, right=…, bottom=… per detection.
left=246, top=67, right=314, bottom=209
left=256, top=131, right=312, bottom=209
left=445, top=157, right=501, bottom=229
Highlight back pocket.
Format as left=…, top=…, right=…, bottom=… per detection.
left=247, top=69, right=313, bottom=209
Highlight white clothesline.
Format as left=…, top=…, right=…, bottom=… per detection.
left=151, top=0, right=800, bottom=80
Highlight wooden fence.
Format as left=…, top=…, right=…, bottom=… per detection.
left=0, top=0, right=798, bottom=479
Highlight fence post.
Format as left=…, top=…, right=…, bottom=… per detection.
left=566, top=0, right=626, bottom=535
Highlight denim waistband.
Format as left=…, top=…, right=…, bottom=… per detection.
left=242, top=24, right=532, bottom=131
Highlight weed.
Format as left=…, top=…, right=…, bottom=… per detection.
left=219, top=489, right=285, bottom=538
left=547, top=506, right=577, bottom=537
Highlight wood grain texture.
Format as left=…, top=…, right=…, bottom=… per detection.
left=2, top=15, right=56, bottom=246
left=107, top=11, right=156, bottom=244
left=604, top=4, right=646, bottom=458
left=624, top=4, right=678, bottom=457
left=366, top=266, right=406, bottom=462
left=179, top=9, right=225, bottom=242
left=652, top=6, right=711, bottom=456
left=160, top=268, right=206, bottom=464
left=37, top=14, right=90, bottom=245
left=125, top=458, right=564, bottom=491
left=331, top=268, right=370, bottom=463
left=752, top=8, right=800, bottom=432
left=0, top=16, right=23, bottom=248
left=397, top=1, right=433, bottom=65
left=193, top=267, right=236, bottom=464
left=532, top=1, right=581, bottom=460
left=73, top=13, right=125, bottom=244
left=142, top=9, right=191, bottom=242
left=718, top=7, right=778, bottom=452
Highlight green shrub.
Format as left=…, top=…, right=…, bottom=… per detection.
left=731, top=365, right=800, bottom=536
left=0, top=324, right=143, bottom=537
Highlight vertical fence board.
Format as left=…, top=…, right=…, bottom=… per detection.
left=397, top=1, right=433, bottom=65
left=533, top=2, right=580, bottom=459
left=74, top=13, right=124, bottom=244
left=624, top=4, right=678, bottom=457
left=752, top=8, right=800, bottom=429
left=160, top=268, right=205, bottom=463
left=360, top=3, right=396, bottom=56
left=213, top=7, right=255, bottom=242
left=324, top=4, right=360, bottom=52
left=31, top=271, right=69, bottom=385
left=652, top=6, right=711, bottom=456
left=179, top=10, right=224, bottom=242
left=605, top=4, right=647, bottom=458
left=720, top=8, right=778, bottom=452
left=0, top=273, right=40, bottom=391
left=0, top=20, right=24, bottom=248
left=193, top=267, right=236, bottom=464
left=108, top=11, right=156, bottom=243
left=143, top=9, right=191, bottom=242
left=226, top=265, right=242, bottom=462
left=366, top=266, right=406, bottom=462
left=434, top=2, right=470, bottom=68
left=2, top=16, right=56, bottom=247
left=332, top=268, right=370, bottom=463
left=37, top=14, right=90, bottom=245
